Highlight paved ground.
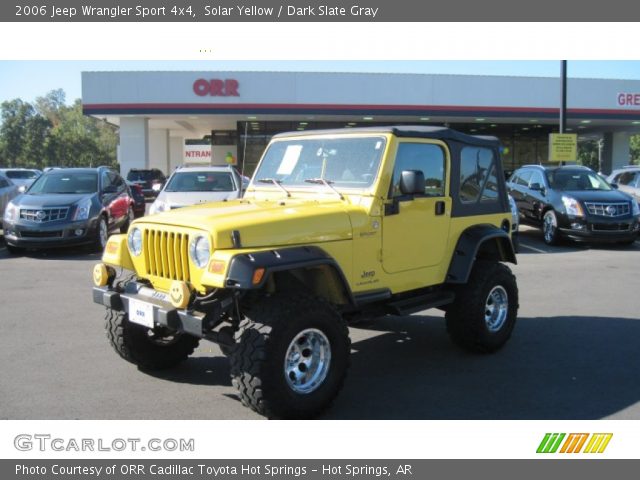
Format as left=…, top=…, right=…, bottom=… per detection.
left=0, top=225, right=639, bottom=420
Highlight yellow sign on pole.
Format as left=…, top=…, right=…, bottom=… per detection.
left=548, top=133, right=578, bottom=162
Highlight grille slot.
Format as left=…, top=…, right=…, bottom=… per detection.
left=20, top=207, right=69, bottom=222
left=585, top=202, right=630, bottom=217
left=144, top=229, right=190, bottom=282
left=591, top=223, right=631, bottom=232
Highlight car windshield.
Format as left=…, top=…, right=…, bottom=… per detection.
left=165, top=172, right=236, bottom=192
left=546, top=170, right=612, bottom=191
left=5, top=170, right=39, bottom=179
left=253, top=136, right=386, bottom=190
left=127, top=171, right=156, bottom=181
left=28, top=172, right=98, bottom=194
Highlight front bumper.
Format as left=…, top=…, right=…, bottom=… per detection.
left=3, top=217, right=99, bottom=248
left=93, top=284, right=206, bottom=338
left=558, top=214, right=639, bottom=242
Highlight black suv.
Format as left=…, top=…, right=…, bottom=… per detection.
left=507, top=165, right=640, bottom=245
left=126, top=168, right=166, bottom=200
left=2, top=166, right=133, bottom=253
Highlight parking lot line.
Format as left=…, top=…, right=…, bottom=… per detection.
left=518, top=242, right=548, bottom=254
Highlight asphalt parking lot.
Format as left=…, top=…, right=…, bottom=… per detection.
left=0, top=225, right=639, bottom=420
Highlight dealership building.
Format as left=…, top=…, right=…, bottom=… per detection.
left=81, top=71, right=640, bottom=176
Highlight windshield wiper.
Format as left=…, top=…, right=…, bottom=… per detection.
left=257, top=178, right=291, bottom=197
left=304, top=178, right=345, bottom=200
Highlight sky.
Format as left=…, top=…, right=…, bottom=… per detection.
left=1, top=60, right=640, bottom=105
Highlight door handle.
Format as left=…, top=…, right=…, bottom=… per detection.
left=435, top=201, right=445, bottom=215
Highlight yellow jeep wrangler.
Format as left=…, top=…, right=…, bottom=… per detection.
left=92, top=126, right=518, bottom=418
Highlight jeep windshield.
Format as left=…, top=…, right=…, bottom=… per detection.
left=546, top=170, right=612, bottom=191
left=253, top=136, right=386, bottom=191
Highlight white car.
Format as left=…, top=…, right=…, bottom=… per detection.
left=149, top=166, right=242, bottom=215
left=0, top=168, right=41, bottom=193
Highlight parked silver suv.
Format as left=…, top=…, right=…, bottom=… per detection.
left=608, top=166, right=640, bottom=202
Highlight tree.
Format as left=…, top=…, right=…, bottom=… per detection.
left=630, top=134, right=640, bottom=165
left=577, top=139, right=599, bottom=171
left=0, top=99, right=34, bottom=167
left=0, top=90, right=118, bottom=169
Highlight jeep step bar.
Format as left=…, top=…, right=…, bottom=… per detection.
left=386, top=291, right=455, bottom=316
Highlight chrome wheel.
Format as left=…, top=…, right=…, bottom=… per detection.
left=99, top=218, right=108, bottom=248
left=284, top=328, right=331, bottom=394
left=543, top=212, right=556, bottom=244
left=484, top=285, right=509, bottom=332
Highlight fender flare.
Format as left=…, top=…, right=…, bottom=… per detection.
left=225, top=245, right=355, bottom=305
left=446, top=224, right=517, bottom=284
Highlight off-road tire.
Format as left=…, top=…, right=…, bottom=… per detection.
left=229, top=294, right=350, bottom=419
left=105, top=308, right=199, bottom=370
left=446, top=261, right=519, bottom=353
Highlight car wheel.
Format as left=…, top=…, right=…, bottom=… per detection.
left=446, top=261, right=519, bottom=353
left=120, top=207, right=134, bottom=233
left=542, top=210, right=561, bottom=245
left=229, top=294, right=350, bottom=419
left=93, top=216, right=109, bottom=252
left=105, top=308, right=200, bottom=370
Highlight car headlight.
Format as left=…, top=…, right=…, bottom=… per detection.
left=72, top=197, right=92, bottom=221
left=128, top=227, right=142, bottom=256
left=562, top=196, right=585, bottom=217
left=508, top=195, right=519, bottom=229
left=151, top=182, right=162, bottom=192
left=149, top=200, right=166, bottom=215
left=3, top=201, right=18, bottom=222
left=632, top=199, right=640, bottom=216
left=189, top=236, right=210, bottom=269
left=18, top=185, right=26, bottom=193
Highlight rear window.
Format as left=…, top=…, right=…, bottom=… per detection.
left=165, top=172, right=236, bottom=192
left=459, top=146, right=499, bottom=203
left=127, top=170, right=159, bottom=181
left=5, top=170, right=38, bottom=179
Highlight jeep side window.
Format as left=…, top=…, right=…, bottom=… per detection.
left=460, top=146, right=499, bottom=203
left=391, top=143, right=445, bottom=197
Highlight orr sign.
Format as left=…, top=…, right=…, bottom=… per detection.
left=193, top=78, right=239, bottom=97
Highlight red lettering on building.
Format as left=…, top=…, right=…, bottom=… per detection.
left=618, top=92, right=640, bottom=106
left=193, top=78, right=240, bottom=97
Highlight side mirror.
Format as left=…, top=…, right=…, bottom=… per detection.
left=102, top=185, right=117, bottom=194
left=529, top=183, right=545, bottom=194
left=399, top=170, right=425, bottom=195
left=610, top=182, right=619, bottom=189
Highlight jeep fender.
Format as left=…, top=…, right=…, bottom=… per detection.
left=446, top=225, right=517, bottom=284
left=225, top=246, right=355, bottom=306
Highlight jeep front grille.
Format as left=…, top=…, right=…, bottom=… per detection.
left=20, top=207, right=69, bottom=222
left=143, top=229, right=191, bottom=282
left=585, top=202, right=630, bottom=217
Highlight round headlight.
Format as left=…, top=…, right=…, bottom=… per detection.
left=189, top=236, right=210, bottom=269
left=128, top=227, right=142, bottom=256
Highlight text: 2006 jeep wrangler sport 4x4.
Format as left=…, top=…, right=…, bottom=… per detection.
left=92, top=126, right=518, bottom=418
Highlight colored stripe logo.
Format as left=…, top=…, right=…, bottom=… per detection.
left=537, top=433, right=612, bottom=454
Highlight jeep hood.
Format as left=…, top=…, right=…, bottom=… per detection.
left=134, top=198, right=353, bottom=249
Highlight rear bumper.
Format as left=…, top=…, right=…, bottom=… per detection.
left=93, top=284, right=221, bottom=339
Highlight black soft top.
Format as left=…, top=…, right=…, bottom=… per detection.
left=273, top=126, right=500, bottom=148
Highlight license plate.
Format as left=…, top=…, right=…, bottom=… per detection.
left=128, top=298, right=155, bottom=329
